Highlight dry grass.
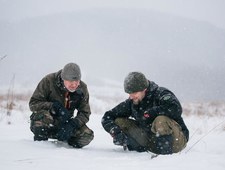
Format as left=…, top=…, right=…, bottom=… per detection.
left=0, top=93, right=31, bottom=101
left=0, top=92, right=225, bottom=118
left=0, top=93, right=224, bottom=131
left=0, top=93, right=32, bottom=112
left=182, top=101, right=225, bottom=117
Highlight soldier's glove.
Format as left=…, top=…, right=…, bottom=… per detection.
left=57, top=118, right=78, bottom=141
left=50, top=101, right=71, bottom=124
left=110, top=126, right=127, bottom=147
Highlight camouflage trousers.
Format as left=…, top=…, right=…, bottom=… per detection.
left=115, top=116, right=187, bottom=154
left=30, top=110, right=94, bottom=148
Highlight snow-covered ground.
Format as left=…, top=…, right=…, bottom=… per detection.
left=0, top=86, right=225, bottom=170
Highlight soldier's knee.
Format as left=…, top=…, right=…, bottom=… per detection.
left=30, top=111, right=54, bottom=128
left=68, top=126, right=94, bottom=148
left=114, top=118, right=137, bottom=131
left=79, top=129, right=94, bottom=147
left=30, top=111, right=54, bottom=139
left=151, top=116, right=173, bottom=136
left=115, top=117, right=127, bottom=126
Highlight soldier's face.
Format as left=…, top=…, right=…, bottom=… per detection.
left=63, top=80, right=80, bottom=92
left=128, top=89, right=146, bottom=105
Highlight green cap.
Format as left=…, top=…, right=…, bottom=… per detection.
left=124, top=72, right=149, bottom=93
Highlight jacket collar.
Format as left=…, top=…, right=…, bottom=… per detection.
left=145, top=81, right=159, bottom=100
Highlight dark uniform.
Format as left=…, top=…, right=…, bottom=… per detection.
left=29, top=69, right=94, bottom=148
left=102, top=72, right=189, bottom=154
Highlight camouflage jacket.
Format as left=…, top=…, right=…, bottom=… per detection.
left=102, top=81, right=189, bottom=141
left=29, top=70, right=91, bottom=128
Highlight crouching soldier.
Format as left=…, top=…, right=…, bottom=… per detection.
left=29, top=63, right=94, bottom=148
left=101, top=72, right=189, bottom=155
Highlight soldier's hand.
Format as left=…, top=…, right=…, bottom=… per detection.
left=57, top=119, right=78, bottom=141
left=110, top=126, right=127, bottom=146
left=50, top=101, right=71, bottom=123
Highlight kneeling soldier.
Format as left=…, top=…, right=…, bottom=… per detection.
left=29, top=63, right=94, bottom=148
left=101, top=72, right=189, bottom=154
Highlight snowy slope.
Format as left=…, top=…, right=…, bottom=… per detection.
left=0, top=87, right=225, bottom=170
left=0, top=113, right=225, bottom=170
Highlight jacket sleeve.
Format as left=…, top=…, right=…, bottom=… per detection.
left=29, top=76, right=52, bottom=112
left=101, top=100, right=131, bottom=133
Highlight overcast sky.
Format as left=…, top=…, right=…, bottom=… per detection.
left=1, top=0, right=225, bottom=29
left=0, top=0, right=225, bottom=102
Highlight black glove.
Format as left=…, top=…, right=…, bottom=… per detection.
left=110, top=126, right=127, bottom=146
left=57, top=119, right=78, bottom=141
left=51, top=102, right=71, bottom=124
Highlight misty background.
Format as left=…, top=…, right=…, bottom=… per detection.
left=0, top=0, right=225, bottom=102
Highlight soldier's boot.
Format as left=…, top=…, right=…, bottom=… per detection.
left=30, top=111, right=55, bottom=141
left=32, top=126, right=49, bottom=141
left=126, top=137, right=148, bottom=152
left=156, top=134, right=173, bottom=155
left=34, top=135, right=48, bottom=141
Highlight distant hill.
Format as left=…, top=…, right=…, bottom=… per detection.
left=0, top=8, right=225, bottom=101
